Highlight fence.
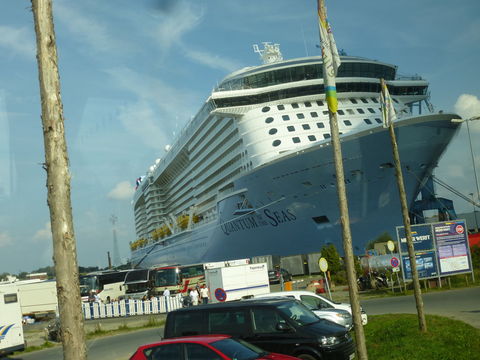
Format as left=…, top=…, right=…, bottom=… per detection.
left=82, top=295, right=183, bottom=320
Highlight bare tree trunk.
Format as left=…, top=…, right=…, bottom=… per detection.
left=31, top=1, right=87, bottom=359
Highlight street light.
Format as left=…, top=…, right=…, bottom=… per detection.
left=469, top=193, right=479, bottom=232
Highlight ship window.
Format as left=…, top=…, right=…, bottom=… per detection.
left=265, top=117, right=274, bottom=124
left=287, top=126, right=295, bottom=132
left=291, top=103, right=299, bottom=109
left=357, top=108, right=365, bottom=114
left=269, top=128, right=278, bottom=135
left=292, top=137, right=300, bottom=143
left=272, top=140, right=281, bottom=147
left=277, top=104, right=285, bottom=110
left=361, top=98, right=368, bottom=103
left=304, top=101, right=312, bottom=107
left=343, top=120, right=352, bottom=126
left=371, top=98, right=379, bottom=103
left=368, top=108, right=376, bottom=113
left=316, top=100, right=324, bottom=106
left=282, top=115, right=290, bottom=121
left=302, top=124, right=311, bottom=130
left=347, top=109, right=354, bottom=115
left=308, top=135, right=317, bottom=141
left=297, top=113, right=305, bottom=119
left=310, top=112, right=318, bottom=118
left=364, top=118, right=372, bottom=125
left=312, top=215, right=330, bottom=224
left=350, top=99, right=358, bottom=104
left=323, top=133, right=331, bottom=139
left=262, top=106, right=271, bottom=113
left=323, top=110, right=329, bottom=115
left=337, top=109, right=345, bottom=115
left=375, top=118, right=382, bottom=124
left=317, top=122, right=325, bottom=129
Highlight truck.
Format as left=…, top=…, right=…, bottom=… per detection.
left=204, top=262, right=270, bottom=303
left=0, top=283, right=25, bottom=355
left=15, top=279, right=58, bottom=319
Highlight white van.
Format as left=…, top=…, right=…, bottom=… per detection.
left=257, top=290, right=367, bottom=326
left=0, top=283, right=25, bottom=355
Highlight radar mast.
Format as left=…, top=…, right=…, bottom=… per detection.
left=253, top=42, right=283, bottom=64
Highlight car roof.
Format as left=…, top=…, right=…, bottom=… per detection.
left=171, top=296, right=295, bottom=313
left=138, top=334, right=231, bottom=349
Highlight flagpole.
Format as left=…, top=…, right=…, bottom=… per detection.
left=381, top=79, right=427, bottom=332
left=318, top=1, right=368, bottom=359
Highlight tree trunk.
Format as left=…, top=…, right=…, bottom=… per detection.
left=31, top=1, right=87, bottom=359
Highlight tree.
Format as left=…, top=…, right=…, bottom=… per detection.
left=31, top=1, right=87, bottom=359
left=320, top=244, right=342, bottom=274
left=366, top=232, right=394, bottom=250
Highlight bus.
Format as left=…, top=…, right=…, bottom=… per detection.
left=151, top=263, right=205, bottom=296
left=79, top=270, right=131, bottom=302
left=123, top=268, right=152, bottom=300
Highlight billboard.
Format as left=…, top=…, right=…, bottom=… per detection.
left=401, top=251, right=438, bottom=280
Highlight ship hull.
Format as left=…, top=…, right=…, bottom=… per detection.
left=131, top=113, right=459, bottom=267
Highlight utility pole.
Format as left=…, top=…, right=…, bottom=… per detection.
left=31, top=1, right=87, bottom=359
left=381, top=79, right=427, bottom=332
left=317, top=1, right=368, bottom=359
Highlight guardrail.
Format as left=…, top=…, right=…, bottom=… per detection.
left=82, top=295, right=183, bottom=320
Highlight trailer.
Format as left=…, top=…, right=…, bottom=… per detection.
left=204, top=262, right=270, bottom=303
left=0, top=283, right=25, bottom=355
left=16, top=279, right=58, bottom=319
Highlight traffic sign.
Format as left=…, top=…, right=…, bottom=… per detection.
left=390, top=256, right=399, bottom=268
left=318, top=257, right=328, bottom=272
left=387, top=240, right=395, bottom=252
left=214, top=288, right=227, bottom=302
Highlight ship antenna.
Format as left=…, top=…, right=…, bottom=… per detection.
left=253, top=42, right=283, bottom=64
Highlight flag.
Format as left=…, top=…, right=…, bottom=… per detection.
left=317, top=0, right=341, bottom=113
left=380, top=79, right=397, bottom=128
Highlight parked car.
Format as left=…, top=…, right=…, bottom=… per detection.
left=164, top=297, right=355, bottom=360
left=129, top=334, right=300, bottom=360
left=255, top=293, right=353, bottom=330
left=258, top=290, right=367, bottom=326
left=268, top=268, right=292, bottom=284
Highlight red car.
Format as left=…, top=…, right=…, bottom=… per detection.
left=129, top=334, right=300, bottom=360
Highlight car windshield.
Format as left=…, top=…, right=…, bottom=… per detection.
left=211, top=338, right=267, bottom=360
left=277, top=301, right=319, bottom=326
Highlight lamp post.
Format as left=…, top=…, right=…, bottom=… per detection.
left=470, top=193, right=479, bottom=233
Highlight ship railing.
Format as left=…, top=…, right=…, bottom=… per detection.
left=82, top=295, right=183, bottom=320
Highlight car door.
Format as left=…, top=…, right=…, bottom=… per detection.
left=249, top=307, right=295, bottom=356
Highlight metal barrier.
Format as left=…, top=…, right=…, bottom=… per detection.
left=82, top=295, right=183, bottom=320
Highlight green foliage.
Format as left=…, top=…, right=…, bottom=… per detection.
left=363, top=314, right=480, bottom=360
left=320, top=244, right=342, bottom=274
left=366, top=232, right=394, bottom=250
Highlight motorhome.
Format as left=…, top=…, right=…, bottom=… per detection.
left=0, top=283, right=25, bottom=355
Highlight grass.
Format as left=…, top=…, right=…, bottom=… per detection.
left=22, top=341, right=56, bottom=353
left=362, top=314, right=480, bottom=360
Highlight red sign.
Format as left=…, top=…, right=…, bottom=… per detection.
left=455, top=224, right=464, bottom=234
left=390, top=257, right=400, bottom=268
left=214, top=288, right=227, bottom=302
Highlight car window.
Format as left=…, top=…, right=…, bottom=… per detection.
left=277, top=301, right=319, bottom=326
left=211, top=338, right=263, bottom=360
left=209, top=309, right=248, bottom=335
left=145, top=343, right=183, bottom=359
left=174, top=312, right=205, bottom=336
left=300, top=295, right=332, bottom=309
left=185, top=343, right=222, bottom=360
left=252, top=307, right=284, bottom=333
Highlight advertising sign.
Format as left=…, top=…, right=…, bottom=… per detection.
left=401, top=251, right=438, bottom=280
left=396, top=224, right=434, bottom=253
left=433, top=220, right=472, bottom=276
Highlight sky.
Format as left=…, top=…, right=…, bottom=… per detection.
left=0, top=0, right=479, bottom=274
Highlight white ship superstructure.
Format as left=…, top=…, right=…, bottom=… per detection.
left=131, top=47, right=460, bottom=268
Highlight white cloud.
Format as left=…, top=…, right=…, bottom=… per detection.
left=454, top=94, right=480, bottom=120
left=182, top=46, right=242, bottom=73
left=33, top=222, right=52, bottom=242
left=0, top=232, right=12, bottom=248
left=0, top=25, right=35, bottom=59
left=108, top=181, right=135, bottom=200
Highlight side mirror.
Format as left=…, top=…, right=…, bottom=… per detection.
left=276, top=322, right=291, bottom=331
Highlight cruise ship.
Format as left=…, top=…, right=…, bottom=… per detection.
left=130, top=44, right=461, bottom=268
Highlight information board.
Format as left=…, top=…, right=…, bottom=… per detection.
left=396, top=223, right=434, bottom=253
left=401, top=251, right=438, bottom=280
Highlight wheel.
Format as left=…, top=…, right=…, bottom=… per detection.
left=297, top=354, right=317, bottom=360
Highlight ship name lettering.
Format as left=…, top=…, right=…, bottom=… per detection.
left=221, top=216, right=259, bottom=235
left=263, top=209, right=297, bottom=227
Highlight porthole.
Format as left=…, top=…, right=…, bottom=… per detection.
left=287, top=126, right=295, bottom=132
left=371, top=98, right=379, bottom=103
left=357, top=108, right=365, bottom=114
left=361, top=98, right=368, bottom=103
left=262, top=106, right=271, bottom=113
left=302, top=124, right=311, bottom=130
left=350, top=99, right=358, bottom=104
left=292, top=137, right=300, bottom=144
left=297, top=113, right=305, bottom=119
left=269, top=128, right=278, bottom=135
left=322, top=110, right=329, bottom=115
left=375, top=118, right=382, bottom=124
left=282, top=115, right=290, bottom=121
left=265, top=117, right=274, bottom=124
left=272, top=140, right=281, bottom=147
left=316, top=100, right=324, bottom=106
left=308, top=135, right=317, bottom=141
left=277, top=104, right=285, bottom=110
left=323, top=133, right=331, bottom=139
left=364, top=118, right=372, bottom=125
left=316, top=122, right=325, bottom=128
left=291, top=103, right=299, bottom=109
left=344, top=120, right=352, bottom=126
left=310, top=112, right=318, bottom=118
left=368, top=108, right=376, bottom=113
left=347, top=109, right=354, bottom=115
left=337, top=109, right=345, bottom=115
left=305, top=101, right=312, bottom=107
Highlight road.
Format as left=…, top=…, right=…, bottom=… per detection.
left=6, top=287, right=479, bottom=360
left=361, top=286, right=480, bottom=328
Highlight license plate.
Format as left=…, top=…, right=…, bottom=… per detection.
left=349, top=353, right=356, bottom=360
